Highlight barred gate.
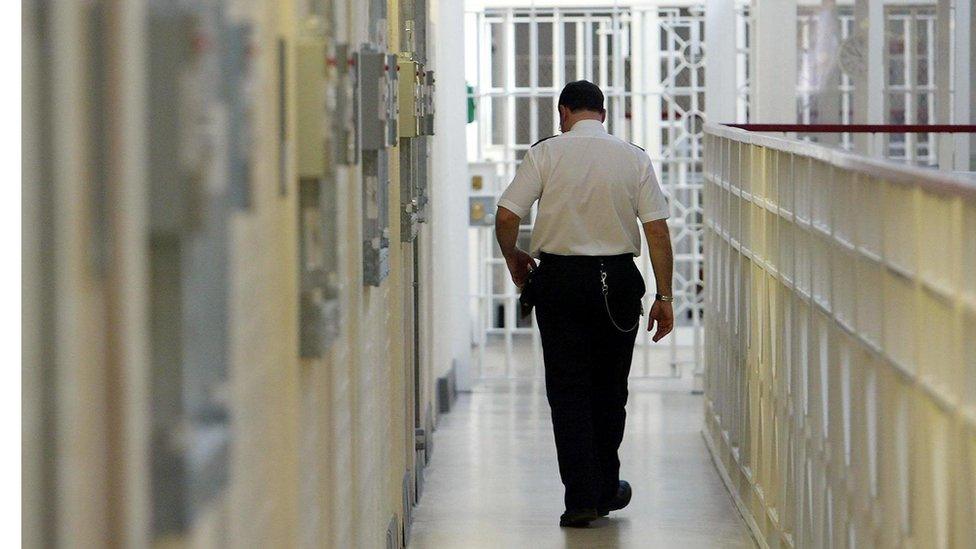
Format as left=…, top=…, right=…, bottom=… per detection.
left=465, top=5, right=707, bottom=381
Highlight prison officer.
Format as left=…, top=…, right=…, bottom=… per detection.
left=495, top=80, right=675, bottom=528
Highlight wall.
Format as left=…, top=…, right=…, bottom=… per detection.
left=22, top=3, right=152, bottom=547
left=429, top=0, right=473, bottom=391
left=22, top=0, right=450, bottom=546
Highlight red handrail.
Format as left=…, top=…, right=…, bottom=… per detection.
left=724, top=124, right=976, bottom=133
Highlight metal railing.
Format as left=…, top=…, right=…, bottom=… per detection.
left=702, top=123, right=976, bottom=548
left=723, top=124, right=976, bottom=170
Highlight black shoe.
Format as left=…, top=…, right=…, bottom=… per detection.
left=559, top=508, right=598, bottom=528
left=597, top=480, right=632, bottom=516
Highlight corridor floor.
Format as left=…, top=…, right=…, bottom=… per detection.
left=409, top=378, right=756, bottom=548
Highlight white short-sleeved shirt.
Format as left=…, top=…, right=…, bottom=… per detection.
left=497, top=119, right=669, bottom=258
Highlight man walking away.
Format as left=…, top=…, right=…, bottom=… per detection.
left=494, top=80, right=674, bottom=528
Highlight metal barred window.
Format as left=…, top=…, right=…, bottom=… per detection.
left=884, top=6, right=938, bottom=165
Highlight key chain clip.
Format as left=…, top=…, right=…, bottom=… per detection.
left=599, top=260, right=639, bottom=333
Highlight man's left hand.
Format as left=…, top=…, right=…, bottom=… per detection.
left=647, top=300, right=674, bottom=342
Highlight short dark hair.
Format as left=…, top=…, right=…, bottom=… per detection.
left=557, top=80, right=605, bottom=113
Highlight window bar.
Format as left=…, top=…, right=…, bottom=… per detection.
left=584, top=15, right=593, bottom=82
left=528, top=7, right=542, bottom=374
left=503, top=8, right=516, bottom=377
left=611, top=8, right=625, bottom=139
left=666, top=11, right=679, bottom=375
left=629, top=9, right=644, bottom=152
left=691, top=9, right=705, bottom=385
left=553, top=9, right=563, bottom=125
left=598, top=18, right=608, bottom=91
left=930, top=8, right=941, bottom=167
left=529, top=8, right=539, bottom=144
left=475, top=12, right=485, bottom=161
left=635, top=9, right=653, bottom=378
left=645, top=8, right=663, bottom=377
left=576, top=19, right=585, bottom=83
left=905, top=11, right=916, bottom=164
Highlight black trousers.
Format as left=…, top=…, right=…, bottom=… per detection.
left=529, top=252, right=645, bottom=510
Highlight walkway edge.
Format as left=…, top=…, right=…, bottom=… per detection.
left=701, top=429, right=766, bottom=549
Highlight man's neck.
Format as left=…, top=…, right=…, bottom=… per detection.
left=566, top=114, right=604, bottom=132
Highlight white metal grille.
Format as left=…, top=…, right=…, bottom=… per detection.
left=466, top=5, right=706, bottom=380
left=884, top=6, right=938, bottom=165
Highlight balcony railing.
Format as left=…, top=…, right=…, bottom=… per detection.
left=723, top=124, right=976, bottom=170
left=702, top=123, right=976, bottom=548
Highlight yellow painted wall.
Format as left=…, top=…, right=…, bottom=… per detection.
left=22, top=0, right=435, bottom=547
left=195, top=0, right=424, bottom=546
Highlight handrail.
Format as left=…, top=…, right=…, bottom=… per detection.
left=705, top=123, right=976, bottom=200
left=723, top=123, right=976, bottom=133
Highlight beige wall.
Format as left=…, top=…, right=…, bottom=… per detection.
left=428, top=0, right=473, bottom=390
left=23, top=3, right=152, bottom=547
left=23, top=0, right=440, bottom=547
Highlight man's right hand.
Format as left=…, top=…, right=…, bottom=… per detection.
left=505, top=248, right=537, bottom=289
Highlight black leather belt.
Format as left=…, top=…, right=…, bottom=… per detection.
left=538, top=252, right=635, bottom=266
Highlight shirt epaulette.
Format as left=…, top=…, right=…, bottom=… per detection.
left=629, top=142, right=645, bottom=152
left=531, top=135, right=558, bottom=147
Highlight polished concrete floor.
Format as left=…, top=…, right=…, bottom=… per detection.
left=474, top=333, right=695, bottom=379
left=409, top=378, right=756, bottom=548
